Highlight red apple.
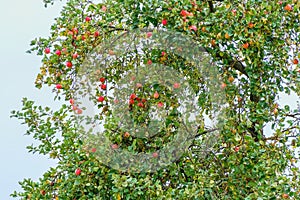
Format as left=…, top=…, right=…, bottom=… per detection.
left=55, top=50, right=61, bottom=56
left=189, top=25, right=197, bottom=32
left=136, top=83, right=142, bottom=88
left=76, top=109, right=83, bottom=114
left=234, top=146, right=240, bottom=152
left=173, top=82, right=180, bottom=89
left=75, top=168, right=81, bottom=176
left=231, top=9, right=237, bottom=16
left=66, top=61, right=73, bottom=68
left=99, top=77, right=105, bottom=83
left=124, top=132, right=130, bottom=138
left=146, top=32, right=152, bottom=38
left=161, top=51, right=166, bottom=56
left=98, top=96, right=105, bottom=102
left=81, top=35, right=86, bottom=40
left=44, top=47, right=50, bottom=54
left=72, top=53, right=78, bottom=59
left=180, top=10, right=188, bottom=17
left=293, top=58, right=298, bottom=64
left=100, top=84, right=107, bottom=90
left=152, top=152, right=159, bottom=158
left=56, top=84, right=62, bottom=89
left=221, top=82, right=227, bottom=89
left=94, top=31, right=100, bottom=37
left=129, top=99, right=135, bottom=105
left=62, top=48, right=67, bottom=53
left=102, top=5, right=107, bottom=12
left=141, top=98, right=147, bottom=103
left=111, top=144, right=118, bottom=149
left=153, top=91, right=159, bottom=99
left=282, top=193, right=289, bottom=199
left=69, top=98, right=75, bottom=105
left=137, top=102, right=144, bottom=107
left=91, top=148, right=97, bottom=153
left=130, top=93, right=136, bottom=99
left=147, top=60, right=152, bottom=65
left=162, top=19, right=167, bottom=26
left=242, top=42, right=249, bottom=49
left=85, top=16, right=91, bottom=22
left=157, top=102, right=163, bottom=108
left=284, top=4, right=292, bottom=11
left=40, top=190, right=46, bottom=195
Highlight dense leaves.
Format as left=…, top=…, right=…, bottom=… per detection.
left=12, top=0, right=299, bottom=199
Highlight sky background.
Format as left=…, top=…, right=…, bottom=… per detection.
left=0, top=1, right=299, bottom=199
left=0, top=1, right=65, bottom=199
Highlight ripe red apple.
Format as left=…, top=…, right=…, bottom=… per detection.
left=69, top=98, right=75, bottom=105
left=248, top=22, right=254, bottom=28
left=130, top=93, right=136, bottom=99
left=124, top=132, right=130, bottom=138
left=100, top=84, right=107, bottom=90
left=40, top=190, right=46, bottom=195
left=221, top=82, right=227, bottom=89
left=136, top=83, right=142, bottom=88
left=56, top=84, right=62, bottom=89
left=129, top=99, right=135, bottom=105
left=102, top=5, right=107, bottom=12
left=234, top=146, right=239, bottom=152
left=162, top=19, right=167, bottom=26
left=293, top=58, right=298, bottom=64
left=94, top=31, right=100, bottom=37
left=62, top=48, right=67, bottom=53
left=153, top=91, right=159, bottom=99
left=189, top=25, right=197, bottom=32
left=137, top=102, right=144, bottom=107
left=173, top=82, right=180, bottom=89
left=284, top=4, right=292, bottom=11
left=75, top=168, right=81, bottom=176
left=111, top=144, right=118, bottom=149
left=55, top=50, right=61, bottom=56
left=91, top=148, right=97, bottom=153
left=141, top=98, right=147, bottom=103
left=72, top=53, right=78, bottom=59
left=146, top=32, right=152, bottom=38
left=98, top=96, right=105, bottom=102
left=278, top=1, right=283, bottom=5
left=81, top=35, right=86, bottom=40
left=231, top=9, right=237, bottom=16
left=99, top=77, right=105, bottom=83
left=85, top=16, right=91, bottom=22
left=72, top=105, right=78, bottom=111
left=152, top=152, right=159, bottom=158
left=242, top=42, right=249, bottom=49
left=76, top=109, right=83, bottom=114
left=147, top=60, right=152, bottom=65
left=44, top=47, right=50, bottom=54
left=282, top=193, right=289, bottom=199
left=180, top=10, right=189, bottom=17
left=66, top=61, right=73, bottom=68
left=157, top=102, right=163, bottom=108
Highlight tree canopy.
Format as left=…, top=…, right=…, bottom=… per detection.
left=12, top=0, right=299, bottom=199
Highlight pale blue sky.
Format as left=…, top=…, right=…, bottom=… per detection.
left=0, top=1, right=65, bottom=199
left=0, top=1, right=298, bottom=199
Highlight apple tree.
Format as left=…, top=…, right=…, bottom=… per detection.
left=11, top=0, right=300, bottom=199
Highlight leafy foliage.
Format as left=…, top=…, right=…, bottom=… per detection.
left=12, top=0, right=299, bottom=199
